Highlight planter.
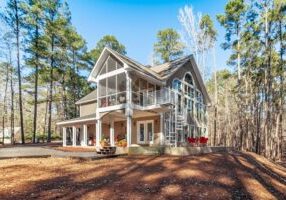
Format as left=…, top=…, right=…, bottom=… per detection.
left=100, top=140, right=109, bottom=148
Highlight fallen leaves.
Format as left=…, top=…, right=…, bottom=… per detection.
left=0, top=152, right=285, bottom=200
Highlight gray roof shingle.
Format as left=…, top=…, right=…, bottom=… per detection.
left=75, top=90, right=97, bottom=105
left=57, top=113, right=97, bottom=126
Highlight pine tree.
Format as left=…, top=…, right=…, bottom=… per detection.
left=44, top=0, right=63, bottom=142
left=22, top=0, right=46, bottom=143
left=1, top=0, right=25, bottom=144
left=89, top=35, right=126, bottom=64
left=153, top=28, right=184, bottom=63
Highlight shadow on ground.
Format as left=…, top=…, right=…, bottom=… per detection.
left=0, top=151, right=285, bottom=200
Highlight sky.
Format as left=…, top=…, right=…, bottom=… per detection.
left=67, top=0, right=231, bottom=72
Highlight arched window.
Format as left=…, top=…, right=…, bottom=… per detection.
left=184, top=73, right=193, bottom=86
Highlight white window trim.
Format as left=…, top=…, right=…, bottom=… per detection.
left=137, top=120, right=154, bottom=144
left=97, top=68, right=125, bottom=81
left=183, top=72, right=195, bottom=87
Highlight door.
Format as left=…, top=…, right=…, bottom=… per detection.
left=137, top=121, right=145, bottom=144
left=137, top=120, right=154, bottom=144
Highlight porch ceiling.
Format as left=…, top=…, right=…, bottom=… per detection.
left=100, top=109, right=160, bottom=124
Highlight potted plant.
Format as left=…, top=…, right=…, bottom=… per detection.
left=100, top=136, right=110, bottom=147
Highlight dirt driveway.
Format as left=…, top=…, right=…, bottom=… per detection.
left=0, top=151, right=285, bottom=200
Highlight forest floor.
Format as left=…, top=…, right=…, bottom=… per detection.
left=0, top=151, right=285, bottom=200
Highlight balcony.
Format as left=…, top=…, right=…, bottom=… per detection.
left=132, top=87, right=176, bottom=108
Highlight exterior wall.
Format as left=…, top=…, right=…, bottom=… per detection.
left=80, top=102, right=97, bottom=117
left=90, top=115, right=160, bottom=146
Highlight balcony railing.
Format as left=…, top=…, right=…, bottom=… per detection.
left=132, top=87, right=176, bottom=107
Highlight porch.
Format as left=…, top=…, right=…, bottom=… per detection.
left=57, top=109, right=165, bottom=149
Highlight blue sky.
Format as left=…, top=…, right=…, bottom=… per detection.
left=67, top=0, right=231, bottom=72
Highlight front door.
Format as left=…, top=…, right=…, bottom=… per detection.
left=137, top=120, right=154, bottom=144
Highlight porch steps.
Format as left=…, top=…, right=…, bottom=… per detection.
left=96, top=146, right=116, bottom=155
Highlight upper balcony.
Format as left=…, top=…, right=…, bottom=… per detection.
left=132, top=87, right=176, bottom=108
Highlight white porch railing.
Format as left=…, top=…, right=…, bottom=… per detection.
left=133, top=87, right=176, bottom=107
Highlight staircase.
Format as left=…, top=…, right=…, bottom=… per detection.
left=174, top=109, right=185, bottom=147
left=176, top=112, right=184, bottom=131
left=97, top=146, right=116, bottom=155
left=165, top=100, right=185, bottom=147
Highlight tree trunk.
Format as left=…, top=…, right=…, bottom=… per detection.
left=14, top=0, right=25, bottom=144
left=32, top=25, right=39, bottom=144
left=47, top=35, right=55, bottom=143
left=43, top=88, right=49, bottom=136
left=2, top=63, right=9, bottom=144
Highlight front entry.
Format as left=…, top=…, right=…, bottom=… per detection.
left=137, top=120, right=154, bottom=145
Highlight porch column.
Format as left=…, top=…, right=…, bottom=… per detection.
left=110, top=119, right=115, bottom=146
left=96, top=119, right=102, bottom=148
left=160, top=113, right=164, bottom=145
left=62, top=127, right=67, bottom=146
left=72, top=126, right=76, bottom=147
left=83, top=124, right=88, bottom=146
left=127, top=116, right=132, bottom=147
left=125, top=70, right=133, bottom=147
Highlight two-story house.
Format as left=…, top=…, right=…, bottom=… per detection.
left=57, top=47, right=210, bottom=149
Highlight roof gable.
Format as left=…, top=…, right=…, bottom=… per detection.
left=150, top=56, right=210, bottom=104
left=88, top=47, right=162, bottom=82
left=87, top=48, right=210, bottom=103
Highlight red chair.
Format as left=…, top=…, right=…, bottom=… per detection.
left=199, top=137, right=208, bottom=146
left=187, top=137, right=197, bottom=146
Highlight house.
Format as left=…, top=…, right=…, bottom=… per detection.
left=57, top=47, right=210, bottom=149
left=0, top=127, right=21, bottom=144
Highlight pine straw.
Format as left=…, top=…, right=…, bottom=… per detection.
left=0, top=152, right=285, bottom=200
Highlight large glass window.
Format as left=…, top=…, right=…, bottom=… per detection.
left=98, top=72, right=126, bottom=108
left=100, top=63, right=107, bottom=75
left=117, top=73, right=126, bottom=104
left=172, top=79, right=181, bottom=91
left=132, top=78, right=159, bottom=106
left=99, top=56, right=124, bottom=75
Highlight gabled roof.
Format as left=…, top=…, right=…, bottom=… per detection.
left=150, top=55, right=210, bottom=103
left=107, top=48, right=161, bottom=80
left=75, top=89, right=97, bottom=105
left=88, top=47, right=161, bottom=82
left=150, top=55, right=192, bottom=79
left=87, top=47, right=210, bottom=103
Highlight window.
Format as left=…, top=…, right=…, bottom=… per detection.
left=100, top=63, right=107, bottom=75
left=107, top=56, right=116, bottom=72
left=139, top=123, right=145, bottom=143
left=147, top=123, right=153, bottom=142
left=184, top=73, right=193, bottom=85
left=172, top=79, right=181, bottom=91
left=99, top=56, right=124, bottom=75
left=98, top=72, right=127, bottom=108
left=132, top=78, right=159, bottom=106
left=137, top=120, right=154, bottom=144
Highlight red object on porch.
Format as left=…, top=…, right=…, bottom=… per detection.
left=187, top=137, right=196, bottom=144
left=187, top=137, right=208, bottom=144
left=199, top=137, right=208, bottom=144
